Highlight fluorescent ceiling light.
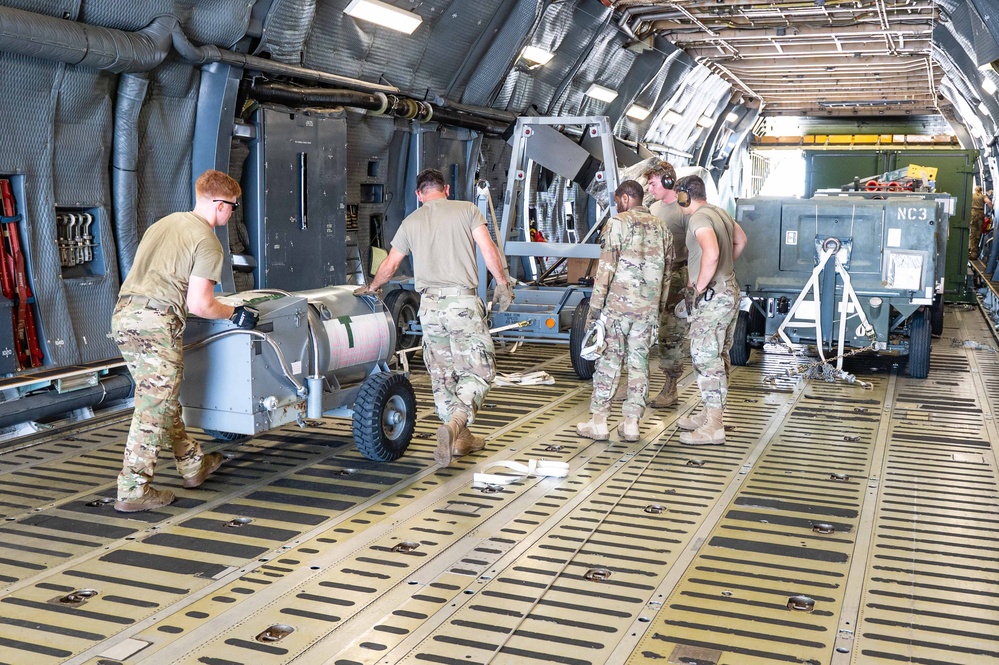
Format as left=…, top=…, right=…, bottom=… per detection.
left=978, top=102, right=990, bottom=115
left=726, top=111, right=739, bottom=123
left=979, top=61, right=996, bottom=72
left=344, top=0, right=422, bottom=34
left=585, top=83, right=618, bottom=103
left=521, top=46, right=554, bottom=66
left=983, top=78, right=998, bottom=95
left=696, top=115, right=714, bottom=128
left=662, top=109, right=682, bottom=124
left=626, top=104, right=651, bottom=121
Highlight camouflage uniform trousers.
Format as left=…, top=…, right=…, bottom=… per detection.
left=112, top=300, right=207, bottom=500
left=591, top=315, right=654, bottom=419
left=657, top=264, right=689, bottom=379
left=419, top=293, right=495, bottom=424
left=687, top=281, right=740, bottom=409
left=970, top=210, right=984, bottom=259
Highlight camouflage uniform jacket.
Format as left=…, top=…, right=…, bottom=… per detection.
left=590, top=206, right=673, bottom=322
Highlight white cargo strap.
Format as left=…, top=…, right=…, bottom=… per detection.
left=493, top=371, right=555, bottom=387
left=472, top=459, right=569, bottom=486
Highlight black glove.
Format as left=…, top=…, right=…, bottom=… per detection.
left=230, top=305, right=259, bottom=330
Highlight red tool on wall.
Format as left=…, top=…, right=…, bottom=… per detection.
left=0, top=178, right=44, bottom=369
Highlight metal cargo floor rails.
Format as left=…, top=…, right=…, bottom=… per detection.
left=0, top=309, right=997, bottom=665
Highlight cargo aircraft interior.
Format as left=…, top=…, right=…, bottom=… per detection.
left=0, top=1, right=998, bottom=664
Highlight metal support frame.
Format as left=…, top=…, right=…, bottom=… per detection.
left=777, top=238, right=875, bottom=369
left=490, top=115, right=620, bottom=302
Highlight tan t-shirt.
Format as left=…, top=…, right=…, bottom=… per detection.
left=686, top=204, right=736, bottom=285
left=119, top=211, right=224, bottom=313
left=391, top=198, right=485, bottom=290
left=650, top=200, right=687, bottom=263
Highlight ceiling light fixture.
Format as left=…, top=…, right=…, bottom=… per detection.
left=344, top=0, right=423, bottom=35
left=521, top=46, right=555, bottom=66
left=662, top=109, right=683, bottom=124
left=626, top=105, right=651, bottom=121
left=978, top=102, right=990, bottom=115
left=726, top=111, right=739, bottom=123
left=983, top=78, right=998, bottom=95
left=696, top=115, right=714, bottom=128
left=585, top=83, right=618, bottom=103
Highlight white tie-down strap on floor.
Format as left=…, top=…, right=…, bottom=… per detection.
left=472, top=459, right=569, bottom=487
left=493, top=371, right=555, bottom=387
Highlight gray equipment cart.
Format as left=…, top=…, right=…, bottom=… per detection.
left=180, top=286, right=416, bottom=461
left=734, top=196, right=948, bottom=378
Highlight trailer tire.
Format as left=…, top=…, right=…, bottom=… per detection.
left=908, top=309, right=931, bottom=379
left=930, top=294, right=944, bottom=337
left=352, top=372, right=416, bottom=461
left=569, top=297, right=597, bottom=379
left=730, top=310, right=752, bottom=366
left=204, top=429, right=251, bottom=444
left=383, top=289, right=421, bottom=352
left=748, top=301, right=766, bottom=340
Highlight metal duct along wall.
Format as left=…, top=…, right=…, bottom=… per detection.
left=245, top=106, right=349, bottom=291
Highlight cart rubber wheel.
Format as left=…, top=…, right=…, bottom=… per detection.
left=204, top=429, right=251, bottom=444
left=569, top=297, right=597, bottom=380
left=748, top=301, right=766, bottom=342
left=352, top=372, right=416, bottom=461
left=383, top=289, right=421, bottom=352
left=930, top=294, right=944, bottom=337
left=730, top=310, right=752, bottom=366
left=908, top=309, right=931, bottom=379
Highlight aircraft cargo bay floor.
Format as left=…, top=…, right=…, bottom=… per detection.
left=1, top=304, right=998, bottom=665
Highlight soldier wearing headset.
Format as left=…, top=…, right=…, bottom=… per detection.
left=672, top=175, right=747, bottom=446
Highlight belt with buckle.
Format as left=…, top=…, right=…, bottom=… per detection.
left=420, top=287, right=476, bottom=297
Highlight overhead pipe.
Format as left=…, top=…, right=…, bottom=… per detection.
left=0, top=6, right=514, bottom=131
left=248, top=81, right=514, bottom=135
left=0, top=6, right=174, bottom=72
left=0, top=374, right=134, bottom=429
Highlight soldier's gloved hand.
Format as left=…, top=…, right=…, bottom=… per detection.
left=353, top=286, right=374, bottom=297
left=495, top=283, right=514, bottom=312
left=230, top=305, right=259, bottom=330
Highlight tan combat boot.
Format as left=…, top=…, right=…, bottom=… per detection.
left=576, top=413, right=609, bottom=440
left=677, top=407, right=707, bottom=431
left=649, top=374, right=678, bottom=408
left=679, top=407, right=725, bottom=445
left=435, top=411, right=469, bottom=466
left=453, top=427, right=486, bottom=457
left=618, top=417, right=640, bottom=441
left=183, top=452, right=225, bottom=489
left=115, top=486, right=176, bottom=513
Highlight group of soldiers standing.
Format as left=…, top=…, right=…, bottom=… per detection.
left=576, top=161, right=747, bottom=446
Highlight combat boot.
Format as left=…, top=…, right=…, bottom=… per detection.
left=115, top=486, right=176, bottom=513
left=677, top=407, right=706, bottom=431
left=183, top=452, right=225, bottom=489
left=576, top=413, right=609, bottom=440
left=679, top=407, right=725, bottom=445
left=435, top=411, right=469, bottom=466
left=649, top=374, right=678, bottom=408
left=454, top=428, right=486, bottom=457
left=618, top=417, right=640, bottom=441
